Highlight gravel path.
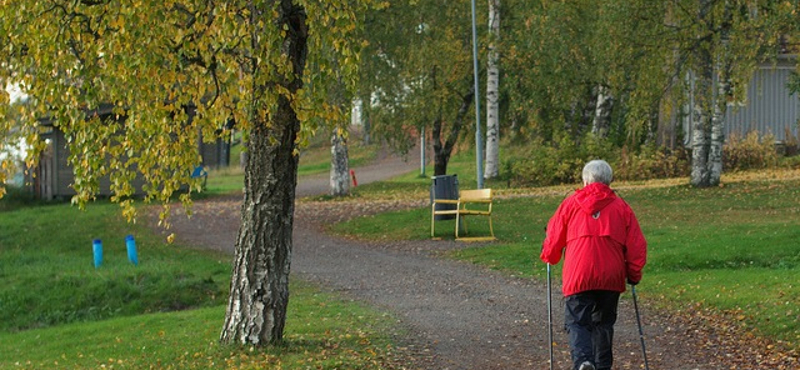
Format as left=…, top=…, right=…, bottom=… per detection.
left=155, top=150, right=792, bottom=370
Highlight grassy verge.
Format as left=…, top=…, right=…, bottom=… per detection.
left=0, top=196, right=407, bottom=369
left=0, top=201, right=230, bottom=332
left=0, top=281, right=404, bottom=370
left=332, top=163, right=800, bottom=347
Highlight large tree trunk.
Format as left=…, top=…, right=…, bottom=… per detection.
left=483, top=0, right=501, bottom=180
left=220, top=0, right=307, bottom=345
left=329, top=132, right=350, bottom=196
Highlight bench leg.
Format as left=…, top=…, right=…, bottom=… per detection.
left=455, top=213, right=469, bottom=239
left=455, top=212, right=460, bottom=238
left=431, top=204, right=436, bottom=238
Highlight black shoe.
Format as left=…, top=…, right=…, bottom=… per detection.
left=578, top=361, right=595, bottom=370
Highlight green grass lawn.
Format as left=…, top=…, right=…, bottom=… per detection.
left=0, top=196, right=406, bottom=369
left=0, top=202, right=230, bottom=333
left=5, top=142, right=799, bottom=367
left=204, top=141, right=380, bottom=196
left=0, top=282, right=402, bottom=370
left=332, top=167, right=800, bottom=347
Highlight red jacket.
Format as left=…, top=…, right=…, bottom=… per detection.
left=540, top=183, right=647, bottom=296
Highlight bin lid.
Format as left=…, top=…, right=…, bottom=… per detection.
left=430, top=174, right=458, bottom=179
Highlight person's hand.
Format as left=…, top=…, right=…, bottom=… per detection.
left=627, top=279, right=639, bottom=286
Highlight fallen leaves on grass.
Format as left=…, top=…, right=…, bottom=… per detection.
left=669, top=302, right=798, bottom=369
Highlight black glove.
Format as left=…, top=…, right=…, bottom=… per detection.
left=627, top=279, right=639, bottom=286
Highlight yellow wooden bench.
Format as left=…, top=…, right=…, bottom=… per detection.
left=431, top=188, right=495, bottom=241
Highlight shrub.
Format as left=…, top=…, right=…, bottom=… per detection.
left=508, top=129, right=790, bottom=186
left=508, top=134, right=693, bottom=186
left=508, top=133, right=617, bottom=187
left=0, top=185, right=39, bottom=212
left=614, top=145, right=690, bottom=181
left=723, top=131, right=779, bottom=172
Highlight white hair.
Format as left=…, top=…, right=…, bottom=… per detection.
left=582, top=160, right=613, bottom=185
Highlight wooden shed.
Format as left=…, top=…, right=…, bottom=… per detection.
left=31, top=105, right=231, bottom=200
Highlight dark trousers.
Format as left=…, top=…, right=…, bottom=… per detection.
left=564, top=290, right=620, bottom=370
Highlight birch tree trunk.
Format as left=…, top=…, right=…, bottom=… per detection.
left=221, top=97, right=300, bottom=344
left=352, top=97, right=371, bottom=145
left=709, top=52, right=728, bottom=184
left=483, top=0, right=501, bottom=180
left=220, top=0, right=307, bottom=345
left=330, top=132, right=350, bottom=196
left=690, top=0, right=729, bottom=187
left=689, top=62, right=713, bottom=187
left=709, top=86, right=725, bottom=184
left=690, top=0, right=712, bottom=187
left=591, top=84, right=613, bottom=138
left=708, top=0, right=734, bottom=185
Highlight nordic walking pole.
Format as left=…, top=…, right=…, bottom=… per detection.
left=546, top=263, right=554, bottom=370
left=630, top=285, right=651, bottom=370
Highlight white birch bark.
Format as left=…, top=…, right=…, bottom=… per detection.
left=483, top=0, right=501, bottom=180
left=690, top=0, right=715, bottom=187
left=691, top=0, right=729, bottom=187
left=330, top=132, right=350, bottom=197
left=709, top=88, right=725, bottom=185
left=350, top=98, right=362, bottom=127
left=690, top=66, right=712, bottom=187
left=221, top=3, right=306, bottom=345
left=221, top=103, right=298, bottom=345
left=708, top=0, right=733, bottom=186
left=591, top=85, right=613, bottom=138
left=709, top=52, right=729, bottom=185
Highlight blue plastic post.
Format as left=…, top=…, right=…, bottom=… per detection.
left=125, top=235, right=139, bottom=266
left=92, top=239, right=103, bottom=268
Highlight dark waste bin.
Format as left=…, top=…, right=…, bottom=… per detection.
left=430, top=174, right=459, bottom=221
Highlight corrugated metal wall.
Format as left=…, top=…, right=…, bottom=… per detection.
left=724, top=57, right=800, bottom=142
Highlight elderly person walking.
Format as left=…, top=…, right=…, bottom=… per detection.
left=540, top=160, right=647, bottom=370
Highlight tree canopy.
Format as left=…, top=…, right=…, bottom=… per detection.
left=1, top=0, right=374, bottom=345
left=357, top=0, right=481, bottom=175
left=1, top=0, right=367, bottom=211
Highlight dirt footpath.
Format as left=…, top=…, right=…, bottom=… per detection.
left=158, top=152, right=795, bottom=370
